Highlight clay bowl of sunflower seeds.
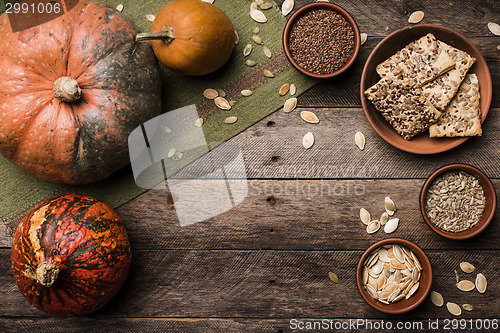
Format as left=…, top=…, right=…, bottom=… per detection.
left=282, top=2, right=360, bottom=78
left=356, top=238, right=432, bottom=314
left=420, top=164, right=496, bottom=240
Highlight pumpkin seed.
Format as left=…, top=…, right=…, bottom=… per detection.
left=455, top=270, right=460, bottom=283
left=214, top=97, right=231, bottom=110
left=260, top=2, right=273, bottom=10
left=328, top=272, right=339, bottom=283
left=360, top=32, right=367, bottom=45
left=263, top=46, right=272, bottom=58
left=216, top=89, right=226, bottom=98
left=408, top=11, right=424, bottom=24
left=250, top=2, right=258, bottom=10
left=279, top=83, right=290, bottom=96
left=405, top=282, right=419, bottom=299
left=384, top=197, right=396, bottom=213
left=116, top=4, right=124, bottom=12
left=253, top=27, right=260, bottom=34
left=462, top=304, right=474, bottom=311
left=456, top=280, right=475, bottom=292
left=355, top=131, right=366, bottom=150
left=201, top=0, right=214, bottom=3
left=460, top=262, right=475, bottom=274
left=255, top=0, right=264, bottom=5
left=241, top=89, right=253, bottom=97
left=367, top=220, right=380, bottom=234
left=384, top=218, right=399, bottom=233
left=244, top=44, right=253, bottom=57
left=300, top=111, right=319, bottom=124
left=203, top=88, right=218, bottom=99
left=430, top=291, right=444, bottom=307
left=380, top=212, right=389, bottom=225
left=224, top=116, right=238, bottom=124
left=234, top=30, right=239, bottom=44
left=360, top=208, right=371, bottom=225
left=246, top=60, right=257, bottom=67
left=488, top=22, right=500, bottom=36
left=162, top=126, right=172, bottom=133
left=302, top=132, right=314, bottom=149
left=167, top=148, right=176, bottom=158
left=281, top=0, right=294, bottom=16
left=229, top=100, right=237, bottom=107
left=475, top=273, right=487, bottom=293
left=447, top=302, right=462, bottom=316
left=146, top=14, right=155, bottom=22
left=263, top=69, right=274, bottom=77
left=252, top=35, right=263, bottom=45
left=250, top=9, right=267, bottom=23
left=172, top=152, right=183, bottom=160
left=194, top=117, right=204, bottom=127
left=290, top=84, right=297, bottom=95
left=284, top=97, right=297, bottom=113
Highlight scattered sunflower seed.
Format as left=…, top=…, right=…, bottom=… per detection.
left=225, top=116, right=238, bottom=124
left=244, top=44, right=253, bottom=57
left=430, top=291, right=444, bottom=307
left=260, top=2, right=273, bottom=10
left=284, top=97, right=297, bottom=113
left=475, top=273, right=487, bottom=293
left=302, top=132, right=314, bottom=149
left=253, top=27, right=260, bottom=34
left=279, top=83, right=290, bottom=96
left=241, top=89, right=253, bottom=97
left=116, top=4, right=124, bottom=12
left=246, top=60, right=257, bottom=67
left=460, top=262, right=475, bottom=274
left=290, top=84, right=297, bottom=95
left=360, top=33, right=367, bottom=45
left=234, top=30, right=239, bottom=44
left=263, top=46, right=272, bottom=58
left=384, top=218, right=399, bottom=233
left=328, top=272, right=339, bottom=284
left=456, top=280, right=475, bottom=292
left=355, top=131, right=366, bottom=150
left=281, top=0, right=294, bottom=16
left=252, top=35, right=263, bottom=44
left=216, top=89, right=226, bottom=98
left=360, top=208, right=371, bottom=226
left=167, top=148, right=176, bottom=158
left=263, top=69, right=274, bottom=77
left=380, top=212, right=389, bottom=226
left=301, top=111, right=319, bottom=124
left=408, top=11, right=424, bottom=24
left=447, top=302, right=462, bottom=316
left=172, top=152, right=183, bottom=161
left=462, top=304, right=474, bottom=311
left=488, top=22, right=500, bottom=36
left=194, top=117, right=204, bottom=127
left=146, top=14, right=155, bottom=22
left=203, top=88, right=219, bottom=99
left=214, top=97, right=231, bottom=110
left=250, top=9, right=267, bottom=23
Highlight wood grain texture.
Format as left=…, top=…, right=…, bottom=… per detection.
left=0, top=249, right=497, bottom=319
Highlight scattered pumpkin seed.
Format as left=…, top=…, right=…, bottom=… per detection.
left=462, top=304, right=474, bottom=311
left=253, top=27, right=260, bottom=34
left=302, top=132, right=314, bottom=149
left=250, top=9, right=267, bottom=23
left=229, top=100, right=237, bottom=107
left=385, top=197, right=396, bottom=214
left=447, top=302, right=462, bottom=316
left=300, top=111, right=319, bottom=124
left=355, top=131, right=366, bottom=150
left=162, top=126, right=172, bottom=133
left=279, top=83, right=290, bottom=96
left=408, top=11, right=424, bottom=24
left=246, top=60, right=257, bottom=67
left=116, top=4, right=124, bottom=12
left=488, top=22, right=500, bottom=36
left=263, top=46, right=272, bottom=58
left=475, top=273, right=487, bottom=293
left=430, top=291, right=444, bottom=307
left=241, top=89, right=253, bottom=97
left=252, top=35, right=263, bottom=45
left=367, top=220, right=380, bottom=234
left=171, top=152, right=183, bottom=161
left=250, top=2, right=258, bottom=10
left=384, top=218, right=399, bottom=233
left=281, top=0, right=294, bottom=16
left=328, top=272, right=339, bottom=284
left=497, top=45, right=500, bottom=51
left=460, top=262, right=475, bottom=274
left=234, top=30, right=239, bottom=44
left=380, top=212, right=389, bottom=225
left=284, top=97, right=297, bottom=113
left=214, top=97, right=231, bottom=110
left=224, top=116, right=238, bottom=124
left=255, top=0, right=264, bottom=5
left=263, top=69, right=274, bottom=77
left=290, top=84, right=297, bottom=95
left=360, top=33, right=367, bottom=45
left=260, top=2, right=273, bottom=10
left=360, top=208, right=371, bottom=226
left=146, top=14, right=155, bottom=22
left=201, top=0, right=214, bottom=3
left=216, top=89, right=226, bottom=98
left=456, top=280, right=475, bottom=292
left=455, top=270, right=460, bottom=283
left=194, top=117, right=204, bottom=127
left=203, top=88, right=219, bottom=100
left=167, top=148, right=176, bottom=158
left=244, top=44, right=253, bottom=57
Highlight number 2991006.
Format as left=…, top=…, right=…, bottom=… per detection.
left=5, top=2, right=62, bottom=14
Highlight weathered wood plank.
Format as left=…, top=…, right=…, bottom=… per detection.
left=0, top=250, right=497, bottom=319
left=1, top=180, right=498, bottom=251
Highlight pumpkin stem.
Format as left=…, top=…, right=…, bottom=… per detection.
left=136, top=27, right=175, bottom=46
left=53, top=77, right=82, bottom=103
left=35, top=262, right=60, bottom=287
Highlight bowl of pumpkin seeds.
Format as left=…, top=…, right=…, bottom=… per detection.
left=356, top=238, right=432, bottom=314
left=420, top=164, right=496, bottom=240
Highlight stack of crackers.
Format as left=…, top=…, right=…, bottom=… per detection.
left=365, top=33, right=481, bottom=140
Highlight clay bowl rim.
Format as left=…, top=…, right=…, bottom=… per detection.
left=356, top=238, right=433, bottom=314
left=360, top=23, right=492, bottom=154
left=419, top=163, right=497, bottom=240
left=282, top=2, right=360, bottom=79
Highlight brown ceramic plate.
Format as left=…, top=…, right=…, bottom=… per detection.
left=360, top=24, right=492, bottom=154
left=420, top=164, right=497, bottom=240
left=356, top=238, right=432, bottom=314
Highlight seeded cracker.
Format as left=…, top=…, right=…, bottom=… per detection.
left=365, top=77, right=441, bottom=140
left=376, top=33, right=455, bottom=87
left=423, top=41, right=476, bottom=110
left=429, top=74, right=482, bottom=137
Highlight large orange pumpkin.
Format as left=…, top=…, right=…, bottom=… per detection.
left=136, top=0, right=236, bottom=76
left=0, top=0, right=162, bottom=184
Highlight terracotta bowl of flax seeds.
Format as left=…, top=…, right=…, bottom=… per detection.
left=420, top=164, right=497, bottom=240
left=282, top=2, right=360, bottom=78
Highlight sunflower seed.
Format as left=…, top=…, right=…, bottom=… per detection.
left=263, top=46, right=272, bottom=58
left=367, top=220, right=380, bottom=234
left=253, top=27, right=260, bottom=34
left=360, top=208, right=371, bottom=225
left=234, top=30, right=239, bottom=44
left=447, top=302, right=462, bottom=316
left=194, top=117, right=204, bottom=127
left=281, top=0, right=294, bottom=16
left=260, top=2, right=273, bottom=10
left=241, top=89, right=253, bottom=97
left=360, top=32, right=367, bottom=45
left=462, top=304, right=474, bottom=311
left=252, top=35, right=263, bottom=44
left=290, top=84, right=297, bottom=95
left=301, top=111, right=319, bottom=124
left=284, top=97, right=297, bottom=112
left=203, top=88, right=219, bottom=99
left=167, top=148, right=176, bottom=158
left=279, top=83, right=290, bottom=96
left=408, top=11, right=424, bottom=24
left=355, top=131, right=366, bottom=150
left=146, top=14, right=155, bottom=22
left=302, top=132, right=314, bottom=149
left=460, top=262, right=475, bottom=274
left=456, top=280, right=475, bottom=292
left=116, top=4, right=124, bottom=12
left=224, top=116, right=238, bottom=124
left=380, top=212, right=389, bottom=225
left=328, top=272, right=339, bottom=283
left=250, top=9, right=267, bottom=23
left=488, top=22, right=500, bottom=36
left=384, top=218, right=399, bottom=233
left=214, top=97, right=231, bottom=110
left=263, top=69, right=274, bottom=77
left=246, top=60, right=257, bottom=67
left=475, top=273, right=487, bottom=293
left=431, top=291, right=444, bottom=307
left=244, top=44, right=253, bottom=57
left=171, top=152, right=183, bottom=161
left=385, top=197, right=396, bottom=213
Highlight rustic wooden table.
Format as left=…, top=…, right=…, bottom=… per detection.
left=1, top=0, right=499, bottom=332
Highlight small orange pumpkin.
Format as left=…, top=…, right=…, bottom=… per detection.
left=137, top=0, right=236, bottom=76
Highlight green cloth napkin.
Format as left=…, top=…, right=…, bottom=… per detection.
left=0, top=0, right=317, bottom=230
